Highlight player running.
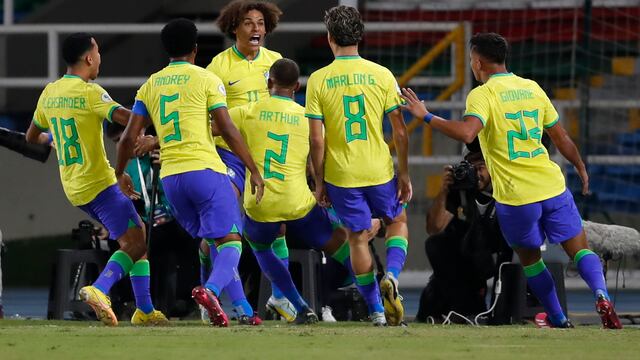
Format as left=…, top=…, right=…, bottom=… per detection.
left=400, top=32, right=621, bottom=329
left=306, top=6, right=412, bottom=326
left=115, top=19, right=264, bottom=327
left=25, top=33, right=167, bottom=326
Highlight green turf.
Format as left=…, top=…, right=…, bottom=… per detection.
left=0, top=320, right=637, bottom=359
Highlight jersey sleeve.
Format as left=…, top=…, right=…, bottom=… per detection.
left=463, top=87, right=491, bottom=127
left=132, top=81, right=150, bottom=117
left=32, top=89, right=49, bottom=131
left=384, top=70, right=403, bottom=114
left=541, top=90, right=560, bottom=128
left=205, top=73, right=227, bottom=111
left=304, top=73, right=324, bottom=120
left=88, top=83, right=122, bottom=123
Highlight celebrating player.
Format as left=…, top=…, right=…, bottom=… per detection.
left=115, top=18, right=264, bottom=327
left=400, top=32, right=621, bottom=329
left=306, top=6, right=412, bottom=326
left=25, top=33, right=167, bottom=326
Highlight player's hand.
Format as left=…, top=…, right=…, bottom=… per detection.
left=117, top=172, right=141, bottom=200
left=397, top=172, right=413, bottom=204
left=578, top=167, right=590, bottom=195
left=314, top=182, right=331, bottom=208
left=442, top=165, right=454, bottom=193
left=249, top=171, right=265, bottom=204
left=134, top=135, right=158, bottom=156
left=400, top=87, right=429, bottom=119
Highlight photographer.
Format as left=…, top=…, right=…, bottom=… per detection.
left=417, top=142, right=512, bottom=322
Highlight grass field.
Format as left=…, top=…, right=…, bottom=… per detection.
left=0, top=320, right=638, bottom=359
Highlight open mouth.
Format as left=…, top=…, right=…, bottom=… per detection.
left=249, top=35, right=261, bottom=45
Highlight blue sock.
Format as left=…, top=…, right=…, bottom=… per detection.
left=524, top=259, right=567, bottom=326
left=355, top=272, right=384, bottom=314
left=385, top=236, right=408, bottom=279
left=93, top=250, right=133, bottom=294
left=130, top=260, right=154, bottom=314
left=232, top=299, right=254, bottom=317
left=251, top=247, right=309, bottom=313
left=575, top=249, right=609, bottom=300
left=204, top=241, right=242, bottom=297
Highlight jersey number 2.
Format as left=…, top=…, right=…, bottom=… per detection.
left=51, top=117, right=83, bottom=166
left=160, top=93, right=182, bottom=143
left=264, top=131, right=289, bottom=180
left=505, top=109, right=544, bottom=161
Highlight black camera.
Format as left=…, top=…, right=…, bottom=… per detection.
left=450, top=160, right=479, bottom=191
left=71, top=220, right=99, bottom=250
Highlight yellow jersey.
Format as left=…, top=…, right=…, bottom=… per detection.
left=134, top=61, right=227, bottom=179
left=206, top=45, right=282, bottom=151
left=305, top=56, right=403, bottom=188
left=464, top=72, right=565, bottom=205
left=32, top=75, right=120, bottom=206
left=235, top=95, right=316, bottom=222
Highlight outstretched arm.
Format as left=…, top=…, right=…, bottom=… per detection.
left=546, top=122, right=589, bottom=195
left=400, top=87, right=483, bottom=144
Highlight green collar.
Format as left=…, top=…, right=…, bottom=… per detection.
left=169, top=61, right=190, bottom=66
left=335, top=55, right=361, bottom=60
left=271, top=94, right=293, bottom=102
left=63, top=74, right=83, bottom=80
left=489, top=72, right=513, bottom=79
left=232, top=45, right=261, bottom=61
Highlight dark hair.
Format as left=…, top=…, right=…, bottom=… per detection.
left=470, top=32, right=508, bottom=64
left=217, top=0, right=282, bottom=39
left=161, top=18, right=198, bottom=57
left=269, top=58, right=299, bottom=87
left=324, top=6, right=364, bottom=47
left=62, top=32, right=95, bottom=66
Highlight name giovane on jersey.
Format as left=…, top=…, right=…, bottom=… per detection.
left=500, top=89, right=534, bottom=102
left=154, top=74, right=191, bottom=87
left=326, top=73, right=376, bottom=89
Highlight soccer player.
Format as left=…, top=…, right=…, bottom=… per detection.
left=306, top=6, right=412, bottom=326
left=205, top=0, right=295, bottom=321
left=400, top=32, right=622, bottom=329
left=115, top=19, right=264, bottom=327
left=25, top=33, right=167, bottom=326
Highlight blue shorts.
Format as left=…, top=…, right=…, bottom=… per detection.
left=161, top=169, right=242, bottom=239
left=79, top=184, right=141, bottom=240
left=325, top=177, right=403, bottom=232
left=495, top=189, right=583, bottom=249
left=244, top=205, right=334, bottom=249
left=217, top=147, right=245, bottom=195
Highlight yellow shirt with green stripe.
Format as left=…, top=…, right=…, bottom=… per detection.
left=305, top=55, right=402, bottom=188
left=234, top=95, right=316, bottom=222
left=206, top=45, right=282, bottom=152
left=32, top=75, right=120, bottom=206
left=134, top=61, right=227, bottom=179
left=464, top=72, right=565, bottom=206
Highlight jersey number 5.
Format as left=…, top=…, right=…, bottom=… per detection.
left=50, top=117, right=83, bottom=166
left=160, top=93, right=182, bottom=143
left=505, top=109, right=544, bottom=161
left=264, top=131, right=289, bottom=180
left=343, top=94, right=368, bottom=143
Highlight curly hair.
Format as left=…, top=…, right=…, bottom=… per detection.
left=216, top=0, right=282, bottom=39
left=324, top=6, right=364, bottom=47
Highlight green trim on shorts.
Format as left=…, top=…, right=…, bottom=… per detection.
left=523, top=258, right=547, bottom=278
left=203, top=238, right=216, bottom=246
left=129, top=259, right=150, bottom=277
left=331, top=242, right=350, bottom=264
left=217, top=240, right=242, bottom=253
left=199, top=248, right=211, bottom=267
left=127, top=218, right=139, bottom=229
left=272, top=236, right=289, bottom=259
left=355, top=271, right=376, bottom=286
left=385, top=236, right=408, bottom=254
left=574, top=249, right=597, bottom=264
left=109, top=250, right=134, bottom=273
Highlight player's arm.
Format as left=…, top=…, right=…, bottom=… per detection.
left=115, top=101, right=151, bottom=200
left=400, top=87, right=482, bottom=144
left=309, top=119, right=330, bottom=206
left=210, top=107, right=264, bottom=203
left=546, top=122, right=589, bottom=195
left=388, top=108, right=412, bottom=203
left=110, top=107, right=132, bottom=127
left=426, top=166, right=455, bottom=234
left=25, top=122, right=51, bottom=145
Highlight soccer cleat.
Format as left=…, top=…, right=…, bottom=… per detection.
left=596, top=294, right=623, bottom=329
left=321, top=306, right=337, bottom=322
left=238, top=314, right=263, bottom=326
left=266, top=295, right=297, bottom=323
left=534, top=312, right=574, bottom=329
left=131, top=309, right=169, bottom=326
left=79, top=286, right=118, bottom=326
left=371, top=312, right=388, bottom=327
left=380, top=272, right=404, bottom=326
left=191, top=286, right=229, bottom=327
left=294, top=307, right=319, bottom=325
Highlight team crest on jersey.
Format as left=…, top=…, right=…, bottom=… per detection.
left=101, top=92, right=113, bottom=103
left=264, top=71, right=269, bottom=83
left=218, top=84, right=227, bottom=96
